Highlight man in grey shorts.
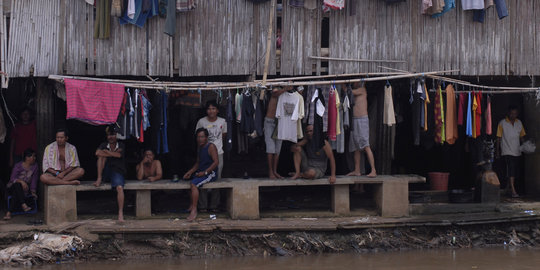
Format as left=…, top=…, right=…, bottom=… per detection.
left=290, top=125, right=337, bottom=184
left=347, top=82, right=377, bottom=178
left=264, top=87, right=286, bottom=179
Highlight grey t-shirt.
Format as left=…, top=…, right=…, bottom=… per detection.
left=196, top=117, right=227, bottom=154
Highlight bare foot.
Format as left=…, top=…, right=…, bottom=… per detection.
left=367, top=171, right=377, bottom=178
left=93, top=179, right=102, bottom=187
left=3, top=213, right=11, bottom=220
left=274, top=172, right=284, bottom=179
left=22, top=204, right=32, bottom=212
left=290, top=173, right=301, bottom=180
left=346, top=171, right=362, bottom=176
left=187, top=210, right=197, bottom=221
left=269, top=172, right=277, bottom=179
left=68, top=180, right=81, bottom=185
left=118, top=212, right=124, bottom=222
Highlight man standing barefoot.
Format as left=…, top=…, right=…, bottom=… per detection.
left=264, top=86, right=286, bottom=179
left=347, top=82, right=377, bottom=178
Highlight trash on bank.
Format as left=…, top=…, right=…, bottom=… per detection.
left=0, top=233, right=84, bottom=266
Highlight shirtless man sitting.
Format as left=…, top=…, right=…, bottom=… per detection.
left=264, top=86, right=287, bottom=179
left=40, top=129, right=85, bottom=185
left=136, top=149, right=163, bottom=182
left=347, top=82, right=377, bottom=178
left=290, top=125, right=337, bottom=184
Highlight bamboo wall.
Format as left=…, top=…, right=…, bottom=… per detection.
left=5, top=0, right=540, bottom=78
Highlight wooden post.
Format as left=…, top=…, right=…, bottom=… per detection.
left=36, top=78, right=55, bottom=207
left=260, top=0, right=276, bottom=99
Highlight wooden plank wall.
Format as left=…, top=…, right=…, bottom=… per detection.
left=281, top=0, right=320, bottom=75
left=6, top=0, right=540, bottom=78
left=329, top=0, right=412, bottom=74
left=176, top=0, right=254, bottom=76
left=147, top=17, right=171, bottom=76
left=7, top=0, right=61, bottom=77
left=64, top=0, right=95, bottom=75
left=253, top=0, right=276, bottom=76
left=329, top=0, right=540, bottom=76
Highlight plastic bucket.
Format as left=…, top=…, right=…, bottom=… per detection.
left=428, top=172, right=449, bottom=191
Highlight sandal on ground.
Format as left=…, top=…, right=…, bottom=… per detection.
left=3, top=215, right=11, bottom=220
left=22, top=205, right=32, bottom=212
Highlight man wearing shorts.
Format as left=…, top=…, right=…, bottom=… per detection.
left=94, top=126, right=126, bottom=221
left=496, top=105, right=526, bottom=198
left=347, top=82, right=377, bottom=178
left=264, top=86, right=286, bottom=179
left=290, top=125, right=337, bottom=184
left=195, top=100, right=226, bottom=212
left=183, top=128, right=219, bottom=221
left=40, top=129, right=85, bottom=185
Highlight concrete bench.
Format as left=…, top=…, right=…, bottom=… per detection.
left=238, top=174, right=426, bottom=219
left=43, top=175, right=425, bottom=225
left=44, top=179, right=237, bottom=225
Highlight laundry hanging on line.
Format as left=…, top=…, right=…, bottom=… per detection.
left=65, top=79, right=125, bottom=125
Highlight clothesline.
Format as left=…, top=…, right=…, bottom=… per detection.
left=254, top=72, right=405, bottom=83
left=309, top=56, right=407, bottom=64
left=430, top=89, right=540, bottom=94
left=49, top=70, right=459, bottom=91
left=379, top=66, right=540, bottom=92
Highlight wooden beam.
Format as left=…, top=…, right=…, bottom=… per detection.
left=310, top=56, right=407, bottom=64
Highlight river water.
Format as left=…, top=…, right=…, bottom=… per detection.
left=12, top=247, right=540, bottom=270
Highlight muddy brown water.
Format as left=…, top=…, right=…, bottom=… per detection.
left=11, top=247, right=540, bottom=270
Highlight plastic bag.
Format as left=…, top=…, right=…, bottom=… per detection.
left=520, top=140, right=536, bottom=154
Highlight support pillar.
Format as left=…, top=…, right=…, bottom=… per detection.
left=135, top=190, right=152, bottom=218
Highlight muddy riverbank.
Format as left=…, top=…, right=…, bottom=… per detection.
left=3, top=218, right=540, bottom=266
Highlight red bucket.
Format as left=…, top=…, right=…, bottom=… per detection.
left=428, top=172, right=449, bottom=191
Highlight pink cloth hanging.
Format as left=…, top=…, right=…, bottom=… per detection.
left=65, top=79, right=125, bottom=125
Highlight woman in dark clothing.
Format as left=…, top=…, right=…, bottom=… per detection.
left=4, top=149, right=38, bottom=220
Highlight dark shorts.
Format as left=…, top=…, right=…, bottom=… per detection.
left=300, top=149, right=326, bottom=179
left=103, top=165, right=125, bottom=189
left=503, top=155, right=519, bottom=178
left=191, top=171, right=217, bottom=188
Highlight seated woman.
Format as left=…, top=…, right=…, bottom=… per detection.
left=136, top=149, right=163, bottom=182
left=4, top=149, right=39, bottom=220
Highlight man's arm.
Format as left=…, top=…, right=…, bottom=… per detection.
left=57, top=166, right=75, bottom=179
left=184, top=158, right=199, bottom=179
left=351, top=88, right=364, bottom=96
left=271, top=87, right=286, bottom=97
left=136, top=163, right=145, bottom=180
left=322, top=140, right=336, bottom=184
left=96, top=149, right=122, bottom=158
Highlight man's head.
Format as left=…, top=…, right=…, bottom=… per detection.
left=305, top=125, right=314, bottom=140
left=143, top=149, right=155, bottom=162
left=196, top=128, right=209, bottom=146
left=508, top=105, right=519, bottom=121
left=20, top=108, right=32, bottom=123
left=105, top=125, right=118, bottom=144
left=55, top=129, right=69, bottom=146
left=205, top=100, right=219, bottom=119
